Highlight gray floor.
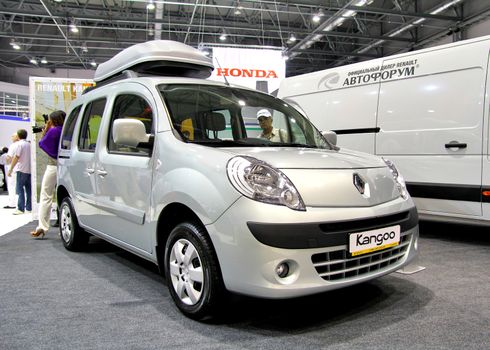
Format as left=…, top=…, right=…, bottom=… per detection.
left=0, top=221, right=489, bottom=350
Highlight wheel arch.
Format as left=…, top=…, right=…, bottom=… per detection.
left=56, top=185, right=70, bottom=208
left=155, top=202, right=218, bottom=275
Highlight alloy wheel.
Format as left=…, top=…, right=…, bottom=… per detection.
left=169, top=238, right=204, bottom=305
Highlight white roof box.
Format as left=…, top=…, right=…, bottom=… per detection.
left=94, top=40, right=214, bottom=83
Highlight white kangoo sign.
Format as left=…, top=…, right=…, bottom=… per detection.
left=349, top=225, right=401, bottom=256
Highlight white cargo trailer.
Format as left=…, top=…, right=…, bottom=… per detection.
left=278, top=35, right=490, bottom=226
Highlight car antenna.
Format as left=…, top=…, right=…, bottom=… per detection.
left=214, top=56, right=230, bottom=86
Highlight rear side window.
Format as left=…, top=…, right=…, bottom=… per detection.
left=108, top=94, right=154, bottom=156
left=78, top=98, right=106, bottom=152
left=61, top=105, right=82, bottom=150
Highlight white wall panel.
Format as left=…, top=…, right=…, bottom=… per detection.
left=0, top=67, right=94, bottom=87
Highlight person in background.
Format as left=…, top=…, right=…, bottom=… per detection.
left=31, top=111, right=65, bottom=238
left=7, top=129, right=31, bottom=215
left=0, top=147, right=8, bottom=191
left=256, top=109, right=288, bottom=142
left=5, top=133, right=20, bottom=209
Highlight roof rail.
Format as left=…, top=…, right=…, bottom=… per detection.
left=82, top=70, right=139, bottom=94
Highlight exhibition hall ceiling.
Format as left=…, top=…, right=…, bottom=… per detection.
left=0, top=0, right=488, bottom=76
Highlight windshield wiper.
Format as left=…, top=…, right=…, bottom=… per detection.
left=192, top=140, right=323, bottom=149
left=192, top=139, right=251, bottom=147
left=271, top=142, right=319, bottom=148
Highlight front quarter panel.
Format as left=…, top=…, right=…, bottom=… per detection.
left=152, top=132, right=240, bottom=224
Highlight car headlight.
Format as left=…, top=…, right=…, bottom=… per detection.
left=383, top=158, right=409, bottom=200
left=227, top=156, right=306, bottom=211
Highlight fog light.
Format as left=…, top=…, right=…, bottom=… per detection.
left=275, top=262, right=289, bottom=278
left=414, top=236, right=418, bottom=250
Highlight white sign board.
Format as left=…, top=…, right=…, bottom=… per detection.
left=210, top=47, right=285, bottom=95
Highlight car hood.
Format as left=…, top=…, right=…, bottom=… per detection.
left=222, top=147, right=386, bottom=169
left=222, top=146, right=400, bottom=207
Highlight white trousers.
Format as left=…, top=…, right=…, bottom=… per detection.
left=37, top=165, right=57, bottom=232
left=5, top=164, right=17, bottom=207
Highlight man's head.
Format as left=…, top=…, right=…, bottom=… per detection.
left=17, top=129, right=28, bottom=140
left=11, top=133, right=19, bottom=143
left=257, top=109, right=273, bottom=132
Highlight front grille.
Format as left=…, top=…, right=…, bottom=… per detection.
left=311, top=234, right=412, bottom=281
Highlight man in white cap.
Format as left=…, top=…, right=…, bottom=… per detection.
left=256, top=109, right=287, bottom=142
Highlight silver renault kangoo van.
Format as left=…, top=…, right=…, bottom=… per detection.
left=57, top=40, right=419, bottom=319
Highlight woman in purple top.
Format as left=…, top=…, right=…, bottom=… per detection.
left=31, top=110, right=65, bottom=238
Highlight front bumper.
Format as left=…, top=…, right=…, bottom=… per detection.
left=205, top=196, right=419, bottom=299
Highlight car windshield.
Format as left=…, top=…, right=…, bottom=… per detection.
left=158, top=84, right=333, bottom=149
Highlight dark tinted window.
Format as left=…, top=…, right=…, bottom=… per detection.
left=78, top=98, right=106, bottom=152
left=61, top=105, right=81, bottom=150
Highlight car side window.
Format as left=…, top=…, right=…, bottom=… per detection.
left=61, top=105, right=82, bottom=150
left=108, top=94, right=154, bottom=156
left=78, top=98, right=106, bottom=152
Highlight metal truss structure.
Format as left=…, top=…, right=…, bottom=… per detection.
left=0, top=0, right=489, bottom=77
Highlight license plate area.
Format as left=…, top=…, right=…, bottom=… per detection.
left=349, top=225, right=400, bottom=257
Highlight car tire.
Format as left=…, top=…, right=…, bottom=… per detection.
left=164, top=221, right=224, bottom=320
left=59, top=197, right=89, bottom=251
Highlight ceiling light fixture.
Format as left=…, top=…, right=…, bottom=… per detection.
left=321, top=0, right=374, bottom=33
left=81, top=42, right=88, bottom=53
left=288, top=33, right=297, bottom=43
left=312, top=10, right=323, bottom=23
left=147, top=0, right=156, bottom=11
left=90, top=59, right=97, bottom=67
left=219, top=31, right=227, bottom=41
left=234, top=1, right=243, bottom=15
left=69, top=19, right=79, bottom=33
left=355, top=0, right=374, bottom=5
left=41, top=57, right=48, bottom=64
left=30, top=57, right=38, bottom=65
left=198, top=43, right=210, bottom=56
left=10, top=39, right=21, bottom=50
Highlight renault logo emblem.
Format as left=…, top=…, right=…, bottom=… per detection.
left=353, top=173, right=369, bottom=197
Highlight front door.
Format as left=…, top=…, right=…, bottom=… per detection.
left=93, top=84, right=155, bottom=253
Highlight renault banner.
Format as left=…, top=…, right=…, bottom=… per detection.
left=29, top=77, right=95, bottom=219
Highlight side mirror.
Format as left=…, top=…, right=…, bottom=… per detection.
left=321, top=130, right=337, bottom=146
left=113, top=119, right=150, bottom=148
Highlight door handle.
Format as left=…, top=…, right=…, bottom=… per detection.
left=445, top=142, right=467, bottom=149
left=97, top=169, right=108, bottom=177
left=86, top=167, right=95, bottom=175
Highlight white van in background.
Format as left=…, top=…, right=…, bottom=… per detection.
left=278, top=35, right=490, bottom=226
